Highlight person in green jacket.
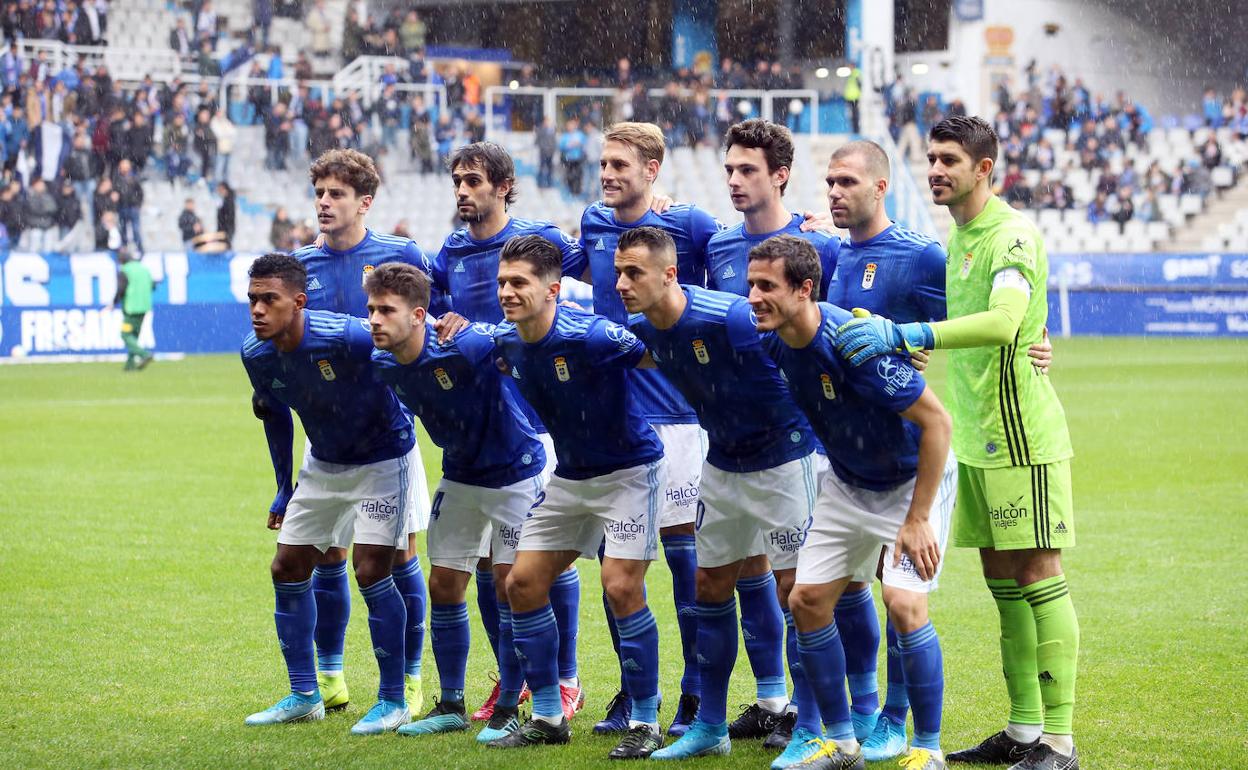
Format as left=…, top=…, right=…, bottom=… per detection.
left=113, top=249, right=155, bottom=371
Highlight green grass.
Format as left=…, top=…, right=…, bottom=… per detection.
left=1, top=337, right=1246, bottom=768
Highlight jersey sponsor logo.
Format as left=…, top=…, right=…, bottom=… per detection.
left=666, top=482, right=699, bottom=508
left=820, top=373, right=836, bottom=400
left=607, top=511, right=648, bottom=541
left=317, top=359, right=336, bottom=381
left=768, top=522, right=808, bottom=552
left=499, top=522, right=521, bottom=550
left=271, top=378, right=286, bottom=389
left=605, top=323, right=638, bottom=351
left=692, top=339, right=710, bottom=364
left=989, top=494, right=1029, bottom=529
left=861, top=262, right=877, bottom=290
left=1008, top=238, right=1026, bottom=256
left=361, top=264, right=375, bottom=287
left=553, top=356, right=570, bottom=382
left=894, top=551, right=919, bottom=577
left=360, top=495, right=400, bottom=522
left=433, top=367, right=453, bottom=390
left=721, top=265, right=737, bottom=280
left=986, top=441, right=997, bottom=454
left=454, top=260, right=466, bottom=273
left=876, top=357, right=914, bottom=396
left=595, top=237, right=607, bottom=251
left=306, top=276, right=324, bottom=291
left=960, top=252, right=974, bottom=278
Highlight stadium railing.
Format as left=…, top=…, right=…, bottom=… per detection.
left=16, top=39, right=182, bottom=83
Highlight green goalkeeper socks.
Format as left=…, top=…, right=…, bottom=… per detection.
left=987, top=578, right=1043, bottom=727
left=1020, top=575, right=1079, bottom=736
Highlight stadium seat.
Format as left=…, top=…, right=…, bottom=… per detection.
left=1147, top=221, right=1170, bottom=242
left=1038, top=209, right=1062, bottom=227
left=1211, top=166, right=1235, bottom=188
left=1179, top=194, right=1204, bottom=216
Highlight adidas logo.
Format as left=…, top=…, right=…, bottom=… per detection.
left=278, top=639, right=290, bottom=651
left=595, top=238, right=606, bottom=251
left=1038, top=670, right=1055, bottom=684
left=1055, top=521, right=1067, bottom=533
left=271, top=378, right=286, bottom=389
left=722, top=265, right=736, bottom=279
left=741, top=628, right=756, bottom=641
left=454, top=260, right=466, bottom=273
left=677, top=606, right=697, bottom=617
left=374, top=647, right=391, bottom=659
left=696, top=654, right=711, bottom=665
left=622, top=658, right=643, bottom=673
left=307, top=277, right=323, bottom=291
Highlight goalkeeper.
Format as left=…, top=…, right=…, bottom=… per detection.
left=835, top=116, right=1079, bottom=770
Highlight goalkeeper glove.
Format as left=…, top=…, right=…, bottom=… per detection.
left=835, top=308, right=934, bottom=367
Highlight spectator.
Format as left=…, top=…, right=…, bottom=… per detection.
left=408, top=96, right=433, bottom=174
left=263, top=101, right=292, bottom=170
left=254, top=0, right=273, bottom=47
left=96, top=208, right=122, bottom=251
left=191, top=106, right=216, bottom=181
left=844, top=65, right=861, bottom=133
left=286, top=84, right=309, bottom=162
left=216, top=181, right=236, bottom=247
left=178, top=198, right=203, bottom=249
left=1183, top=159, right=1213, bottom=197
left=269, top=205, right=294, bottom=250
left=196, top=0, right=218, bottom=49
left=306, top=0, right=332, bottom=57
left=65, top=130, right=95, bottom=215
left=1087, top=191, right=1110, bottom=224
left=1203, top=88, right=1223, bottom=127
left=22, top=177, right=58, bottom=252
left=536, top=117, right=556, bottom=188
left=51, top=177, right=83, bottom=251
left=113, top=158, right=144, bottom=253
left=433, top=112, right=454, bottom=169
left=1136, top=190, right=1159, bottom=223
left=163, top=112, right=190, bottom=185
left=170, top=16, right=193, bottom=58
left=342, top=6, right=365, bottom=61
left=1201, top=136, right=1222, bottom=170
left=391, top=218, right=411, bottom=239
left=210, top=108, right=235, bottom=183
left=558, top=117, right=586, bottom=196
left=1111, top=187, right=1135, bottom=227
left=583, top=119, right=602, bottom=195
left=0, top=180, right=21, bottom=245
left=894, top=89, right=921, bottom=161
left=398, top=10, right=425, bottom=55
left=921, top=94, right=943, bottom=132
left=92, top=176, right=119, bottom=229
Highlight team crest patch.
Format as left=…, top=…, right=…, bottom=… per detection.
left=361, top=264, right=375, bottom=287
left=554, top=356, right=570, bottom=382
left=820, top=373, right=836, bottom=400
left=960, top=252, right=974, bottom=278
left=318, top=359, right=336, bottom=381
left=692, top=339, right=710, bottom=364
left=434, top=367, right=453, bottom=390
left=861, top=262, right=877, bottom=290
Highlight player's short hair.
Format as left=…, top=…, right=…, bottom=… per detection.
left=499, top=234, right=561, bottom=283
left=830, top=139, right=890, bottom=181
left=248, top=253, right=308, bottom=294
left=309, top=148, right=380, bottom=197
left=930, top=115, right=999, bottom=167
left=604, top=122, right=666, bottom=166
left=747, top=235, right=821, bottom=299
left=448, top=141, right=518, bottom=207
left=617, top=226, right=676, bottom=267
left=364, top=262, right=431, bottom=311
left=724, top=118, right=794, bottom=193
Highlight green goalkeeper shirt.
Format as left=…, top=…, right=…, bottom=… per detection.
left=945, top=196, right=1073, bottom=468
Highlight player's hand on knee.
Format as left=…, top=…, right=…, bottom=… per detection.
left=895, top=519, right=940, bottom=581
left=909, top=349, right=930, bottom=371
left=433, top=311, right=468, bottom=342
left=1027, top=327, right=1052, bottom=374
left=267, top=511, right=284, bottom=530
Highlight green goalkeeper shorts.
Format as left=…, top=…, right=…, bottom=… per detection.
left=952, top=460, right=1074, bottom=551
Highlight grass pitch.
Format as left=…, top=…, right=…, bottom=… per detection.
left=1, top=337, right=1245, bottom=768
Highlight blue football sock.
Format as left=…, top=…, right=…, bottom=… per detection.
left=899, top=621, right=944, bottom=751
left=475, top=568, right=501, bottom=666
left=696, top=598, right=739, bottom=725
left=797, top=622, right=853, bottom=742
left=882, top=620, right=910, bottom=724
left=430, top=602, right=470, bottom=702
left=274, top=578, right=317, bottom=694
left=551, top=567, right=581, bottom=680
left=392, top=558, right=426, bottom=677
left=360, top=576, right=408, bottom=703
left=496, top=602, right=523, bottom=708
left=311, top=561, right=349, bottom=674
left=737, top=572, right=787, bottom=703
left=663, top=534, right=700, bottom=697
left=602, top=590, right=627, bottom=693
left=836, top=586, right=880, bottom=716
left=615, top=606, right=660, bottom=718
left=512, top=604, right=561, bottom=719
left=786, top=610, right=822, bottom=733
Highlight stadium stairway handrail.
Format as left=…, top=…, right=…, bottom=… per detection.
left=873, top=128, right=938, bottom=239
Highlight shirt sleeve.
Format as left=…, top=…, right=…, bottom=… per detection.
left=842, top=350, right=927, bottom=413
left=912, top=241, right=948, bottom=322
left=430, top=244, right=451, bottom=295
left=457, top=322, right=499, bottom=367
left=988, top=224, right=1042, bottom=289
left=343, top=315, right=376, bottom=361
left=400, top=240, right=452, bottom=315
left=724, top=299, right=764, bottom=352
left=586, top=317, right=647, bottom=369
left=687, top=206, right=722, bottom=285
left=818, top=236, right=841, bottom=302
left=547, top=224, right=588, bottom=279
left=242, top=354, right=295, bottom=515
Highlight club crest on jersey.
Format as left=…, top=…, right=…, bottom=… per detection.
left=820, top=373, right=836, bottom=400
left=861, top=262, right=878, bottom=290
left=960, top=252, right=974, bottom=278
left=554, top=356, right=571, bottom=382
left=692, top=339, right=710, bottom=364
left=317, top=359, right=336, bottom=381
left=361, top=264, right=375, bottom=287
left=433, top=367, right=453, bottom=390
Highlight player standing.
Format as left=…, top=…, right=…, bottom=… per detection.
left=430, top=142, right=588, bottom=722
left=748, top=234, right=954, bottom=770
left=836, top=116, right=1080, bottom=770
left=577, top=122, right=720, bottom=736
left=487, top=235, right=668, bottom=759
left=703, top=118, right=842, bottom=748
left=241, top=254, right=416, bottom=735
left=365, top=262, right=544, bottom=743
left=613, top=227, right=823, bottom=765
left=289, top=149, right=445, bottom=718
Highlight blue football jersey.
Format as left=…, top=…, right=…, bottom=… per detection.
left=578, top=201, right=721, bottom=424
left=242, top=310, right=416, bottom=513
left=493, top=306, right=662, bottom=480
left=629, top=286, right=817, bottom=473
left=432, top=217, right=586, bottom=324
left=372, top=322, right=544, bottom=489
left=293, top=229, right=450, bottom=317
left=825, top=224, right=946, bottom=323
left=705, top=213, right=841, bottom=301
left=761, top=303, right=926, bottom=491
